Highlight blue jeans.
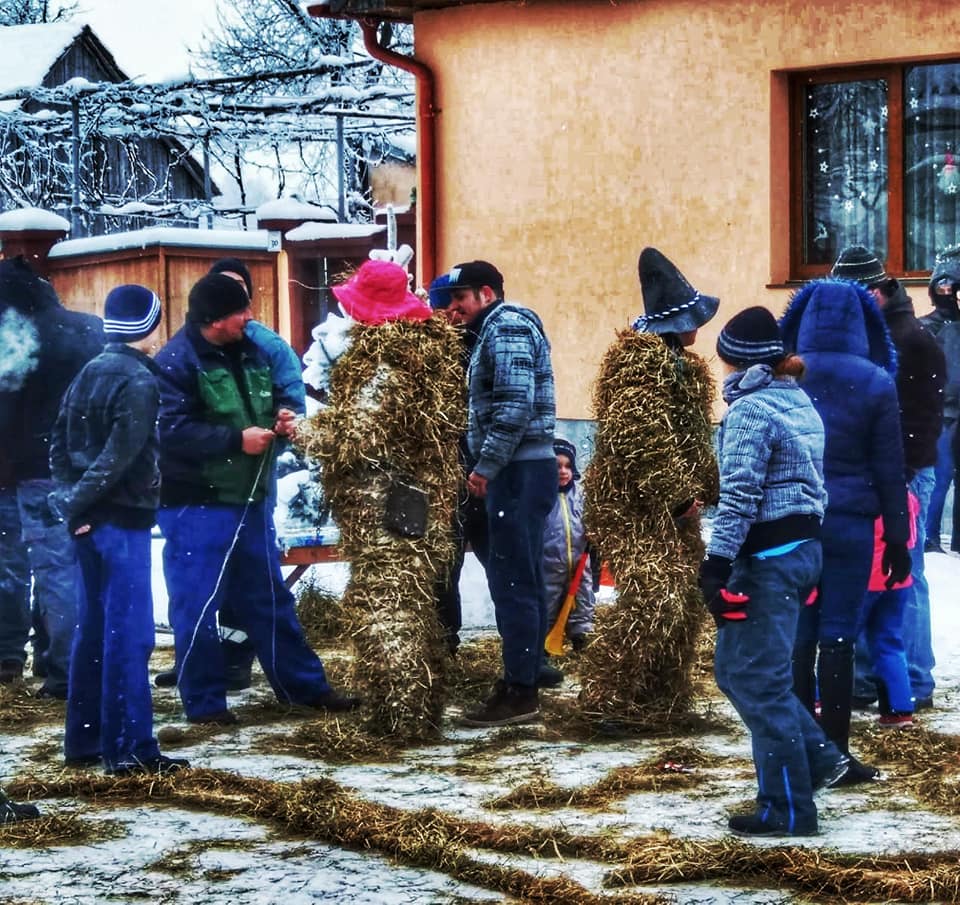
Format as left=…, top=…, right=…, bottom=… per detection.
left=16, top=479, right=79, bottom=694
left=716, top=541, right=841, bottom=832
left=904, top=468, right=936, bottom=699
left=157, top=501, right=331, bottom=720
left=857, top=586, right=913, bottom=713
left=65, top=524, right=161, bottom=769
left=484, top=459, right=556, bottom=688
left=796, top=511, right=874, bottom=647
left=925, top=422, right=956, bottom=547
left=0, top=488, right=30, bottom=664
left=853, top=468, right=936, bottom=702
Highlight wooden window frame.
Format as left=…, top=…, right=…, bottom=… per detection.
left=789, top=63, right=914, bottom=281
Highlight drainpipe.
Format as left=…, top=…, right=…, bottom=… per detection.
left=308, top=6, right=438, bottom=283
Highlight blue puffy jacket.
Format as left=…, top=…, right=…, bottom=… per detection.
left=780, top=279, right=909, bottom=544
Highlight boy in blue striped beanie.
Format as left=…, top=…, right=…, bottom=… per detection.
left=49, top=284, right=190, bottom=776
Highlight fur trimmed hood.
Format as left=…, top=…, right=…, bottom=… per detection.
left=779, top=278, right=897, bottom=376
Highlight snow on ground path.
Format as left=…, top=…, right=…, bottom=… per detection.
left=3, top=551, right=960, bottom=902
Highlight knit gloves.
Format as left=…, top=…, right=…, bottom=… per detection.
left=698, top=555, right=749, bottom=626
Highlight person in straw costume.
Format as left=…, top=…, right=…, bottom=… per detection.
left=579, top=247, right=719, bottom=722
left=296, top=259, right=466, bottom=738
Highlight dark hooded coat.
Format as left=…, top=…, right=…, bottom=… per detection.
left=780, top=279, right=909, bottom=544
left=0, top=257, right=104, bottom=482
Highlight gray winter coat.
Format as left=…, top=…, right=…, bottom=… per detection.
left=543, top=481, right=595, bottom=635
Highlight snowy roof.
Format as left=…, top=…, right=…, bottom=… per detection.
left=285, top=222, right=385, bottom=242
left=0, top=22, right=86, bottom=110
left=256, top=198, right=339, bottom=223
left=48, top=226, right=273, bottom=259
left=0, top=207, right=70, bottom=232
left=0, top=22, right=85, bottom=95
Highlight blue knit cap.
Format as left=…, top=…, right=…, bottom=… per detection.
left=716, top=306, right=784, bottom=368
left=553, top=438, right=581, bottom=480
left=103, top=284, right=162, bottom=343
left=428, top=273, right=453, bottom=310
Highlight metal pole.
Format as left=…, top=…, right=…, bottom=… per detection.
left=70, top=97, right=82, bottom=236
left=203, top=136, right=213, bottom=228
left=336, top=115, right=346, bottom=221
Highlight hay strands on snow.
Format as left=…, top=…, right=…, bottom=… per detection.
left=8, top=769, right=662, bottom=905
left=608, top=832, right=960, bottom=902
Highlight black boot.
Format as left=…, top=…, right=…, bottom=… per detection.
left=791, top=641, right=818, bottom=717
left=876, top=679, right=892, bottom=717
left=221, top=635, right=255, bottom=692
left=817, top=640, right=854, bottom=753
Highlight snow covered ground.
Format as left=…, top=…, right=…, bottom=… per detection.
left=2, top=548, right=960, bottom=903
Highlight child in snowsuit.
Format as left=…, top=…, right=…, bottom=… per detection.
left=543, top=438, right=594, bottom=652
left=49, top=285, right=189, bottom=776
left=700, top=306, right=848, bottom=837
left=858, top=492, right=920, bottom=728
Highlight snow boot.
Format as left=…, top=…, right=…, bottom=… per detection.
left=728, top=811, right=818, bottom=837
left=0, top=789, right=39, bottom=824
left=462, top=681, right=540, bottom=727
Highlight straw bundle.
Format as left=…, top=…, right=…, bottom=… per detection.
left=579, top=331, right=718, bottom=722
left=296, top=318, right=466, bottom=739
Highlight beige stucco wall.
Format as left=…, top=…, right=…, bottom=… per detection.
left=414, top=0, right=957, bottom=419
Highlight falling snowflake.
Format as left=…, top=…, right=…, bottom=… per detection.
left=843, top=199, right=855, bottom=212
left=870, top=160, right=880, bottom=172
left=820, top=161, right=829, bottom=173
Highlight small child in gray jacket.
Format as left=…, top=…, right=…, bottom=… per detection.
left=542, top=438, right=595, bottom=651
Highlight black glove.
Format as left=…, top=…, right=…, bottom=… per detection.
left=698, top=555, right=749, bottom=625
left=698, top=554, right=731, bottom=601
left=881, top=541, right=912, bottom=589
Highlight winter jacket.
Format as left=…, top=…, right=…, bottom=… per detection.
left=466, top=301, right=556, bottom=480
left=919, top=306, right=957, bottom=340
left=542, top=481, right=595, bottom=633
left=245, top=320, right=306, bottom=415
left=879, top=282, right=945, bottom=471
left=48, top=344, right=161, bottom=531
left=933, top=320, right=960, bottom=426
left=867, top=492, right=919, bottom=592
left=780, top=279, right=909, bottom=544
left=0, top=257, right=104, bottom=482
left=155, top=322, right=276, bottom=506
left=708, top=365, right=827, bottom=562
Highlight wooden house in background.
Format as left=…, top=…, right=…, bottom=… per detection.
left=0, top=22, right=209, bottom=237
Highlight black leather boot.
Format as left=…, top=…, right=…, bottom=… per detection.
left=817, top=640, right=854, bottom=754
